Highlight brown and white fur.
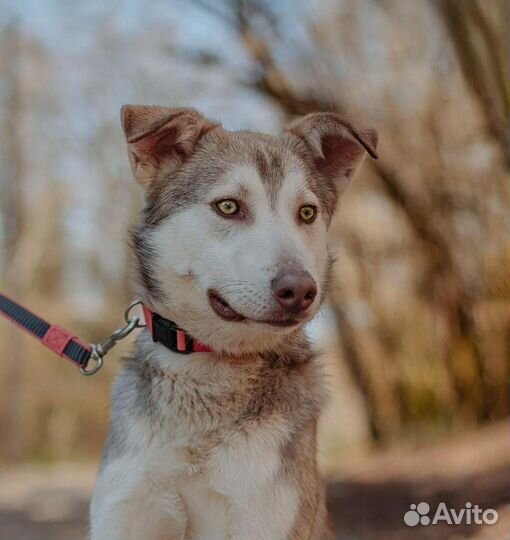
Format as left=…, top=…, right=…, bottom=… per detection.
left=90, top=106, right=377, bottom=540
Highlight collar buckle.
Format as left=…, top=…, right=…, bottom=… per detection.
left=152, top=314, right=194, bottom=354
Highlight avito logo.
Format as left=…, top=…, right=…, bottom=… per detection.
left=404, top=502, right=498, bottom=527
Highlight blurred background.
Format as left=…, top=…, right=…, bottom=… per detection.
left=0, top=0, right=508, bottom=539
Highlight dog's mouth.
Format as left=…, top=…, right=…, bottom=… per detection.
left=208, top=290, right=246, bottom=322
left=207, top=290, right=301, bottom=328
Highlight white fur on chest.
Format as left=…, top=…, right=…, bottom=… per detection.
left=91, top=419, right=298, bottom=540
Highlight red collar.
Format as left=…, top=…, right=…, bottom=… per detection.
left=142, top=305, right=213, bottom=354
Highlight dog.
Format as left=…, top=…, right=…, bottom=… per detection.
left=90, top=105, right=377, bottom=540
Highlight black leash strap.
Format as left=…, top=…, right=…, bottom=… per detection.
left=0, top=293, right=92, bottom=368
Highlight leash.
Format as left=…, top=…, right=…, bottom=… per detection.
left=0, top=293, right=211, bottom=376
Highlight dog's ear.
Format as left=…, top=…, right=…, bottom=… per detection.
left=120, top=105, right=218, bottom=189
left=286, top=112, right=378, bottom=194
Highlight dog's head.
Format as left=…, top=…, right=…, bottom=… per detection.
left=122, top=106, right=377, bottom=354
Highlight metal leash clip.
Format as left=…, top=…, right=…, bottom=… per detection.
left=80, top=300, right=146, bottom=376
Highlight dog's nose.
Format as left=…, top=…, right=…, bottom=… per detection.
left=272, top=270, right=317, bottom=313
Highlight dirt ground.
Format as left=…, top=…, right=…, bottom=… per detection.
left=0, top=422, right=507, bottom=540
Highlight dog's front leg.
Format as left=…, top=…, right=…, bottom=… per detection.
left=90, top=501, right=187, bottom=540
left=90, top=460, right=188, bottom=540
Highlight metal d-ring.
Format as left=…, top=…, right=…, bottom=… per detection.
left=124, top=300, right=147, bottom=328
left=80, top=349, right=104, bottom=376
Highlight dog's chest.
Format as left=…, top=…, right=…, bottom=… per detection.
left=92, top=349, right=321, bottom=539
left=136, top=417, right=298, bottom=540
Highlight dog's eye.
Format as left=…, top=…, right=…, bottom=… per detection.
left=299, top=205, right=317, bottom=223
left=215, top=199, right=240, bottom=216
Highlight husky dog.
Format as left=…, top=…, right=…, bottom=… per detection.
left=90, top=106, right=377, bottom=540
